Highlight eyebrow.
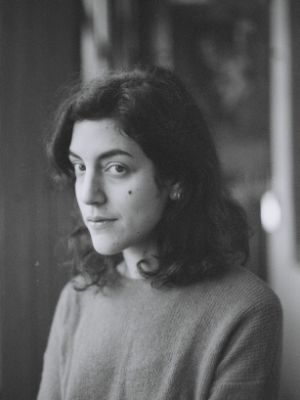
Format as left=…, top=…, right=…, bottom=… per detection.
left=68, top=149, right=134, bottom=161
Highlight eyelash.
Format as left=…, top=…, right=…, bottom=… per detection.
left=70, top=162, right=128, bottom=177
left=105, top=163, right=128, bottom=176
left=71, top=162, right=85, bottom=176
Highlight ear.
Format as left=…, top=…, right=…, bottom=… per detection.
left=169, top=182, right=183, bottom=201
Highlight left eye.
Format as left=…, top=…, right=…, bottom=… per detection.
left=106, top=164, right=127, bottom=176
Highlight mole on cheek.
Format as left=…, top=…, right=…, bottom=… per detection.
left=128, top=190, right=132, bottom=195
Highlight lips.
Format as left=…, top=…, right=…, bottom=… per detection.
left=87, top=216, right=117, bottom=222
left=86, top=216, right=117, bottom=230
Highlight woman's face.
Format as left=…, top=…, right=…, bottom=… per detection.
left=68, top=119, right=171, bottom=256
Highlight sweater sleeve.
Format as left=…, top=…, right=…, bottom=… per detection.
left=37, top=283, right=77, bottom=400
left=208, top=292, right=283, bottom=400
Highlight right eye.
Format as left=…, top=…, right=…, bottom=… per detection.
left=72, top=162, right=86, bottom=176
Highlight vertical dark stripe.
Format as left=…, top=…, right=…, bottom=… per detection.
left=290, top=0, right=300, bottom=259
left=0, top=1, right=82, bottom=398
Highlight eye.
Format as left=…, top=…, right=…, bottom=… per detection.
left=105, top=163, right=128, bottom=176
left=72, top=162, right=86, bottom=176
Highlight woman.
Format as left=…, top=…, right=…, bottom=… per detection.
left=38, top=66, right=282, bottom=400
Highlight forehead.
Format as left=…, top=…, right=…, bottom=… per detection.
left=70, top=119, right=140, bottom=155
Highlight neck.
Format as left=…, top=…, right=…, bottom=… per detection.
left=119, top=243, right=159, bottom=280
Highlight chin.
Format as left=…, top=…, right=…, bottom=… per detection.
left=91, top=238, right=124, bottom=256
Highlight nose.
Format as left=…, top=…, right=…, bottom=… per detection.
left=78, top=170, right=107, bottom=205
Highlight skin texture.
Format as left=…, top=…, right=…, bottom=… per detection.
left=69, top=119, right=173, bottom=278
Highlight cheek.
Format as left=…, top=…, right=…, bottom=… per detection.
left=74, top=185, right=83, bottom=211
left=124, top=185, right=168, bottom=221
left=74, top=181, right=81, bottom=201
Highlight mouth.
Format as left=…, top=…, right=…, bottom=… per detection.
left=86, top=217, right=117, bottom=229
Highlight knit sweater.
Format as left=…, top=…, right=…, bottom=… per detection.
left=37, top=266, right=282, bottom=400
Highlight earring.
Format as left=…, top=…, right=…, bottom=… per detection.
left=170, top=188, right=182, bottom=201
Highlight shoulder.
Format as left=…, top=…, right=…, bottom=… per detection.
left=218, top=266, right=282, bottom=316
left=182, top=266, right=282, bottom=324
left=53, top=278, right=95, bottom=329
left=185, top=267, right=283, bottom=356
left=207, top=266, right=283, bottom=337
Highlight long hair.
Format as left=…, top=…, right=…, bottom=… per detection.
left=48, top=66, right=249, bottom=288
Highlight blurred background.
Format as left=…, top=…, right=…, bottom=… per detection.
left=0, top=0, right=299, bottom=399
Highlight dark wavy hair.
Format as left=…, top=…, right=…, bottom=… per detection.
left=48, top=66, right=249, bottom=288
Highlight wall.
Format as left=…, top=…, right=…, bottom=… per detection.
left=0, top=2, right=81, bottom=399
left=268, top=1, right=300, bottom=399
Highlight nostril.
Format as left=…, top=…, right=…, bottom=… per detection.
left=83, top=188, right=106, bottom=205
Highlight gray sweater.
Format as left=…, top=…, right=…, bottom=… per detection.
left=37, top=266, right=282, bottom=400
